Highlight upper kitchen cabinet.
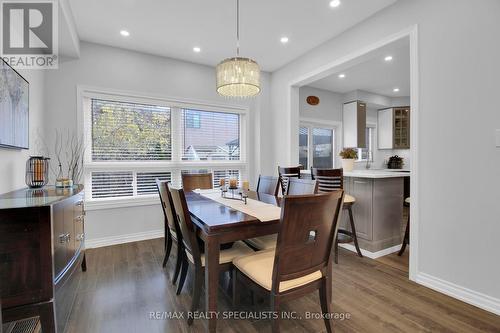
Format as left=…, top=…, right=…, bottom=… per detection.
left=378, top=107, right=410, bottom=149
left=343, top=101, right=366, bottom=148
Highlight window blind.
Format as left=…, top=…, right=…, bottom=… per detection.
left=91, top=171, right=133, bottom=198
left=181, top=109, right=240, bottom=161
left=137, top=172, right=172, bottom=195
left=91, top=99, right=171, bottom=161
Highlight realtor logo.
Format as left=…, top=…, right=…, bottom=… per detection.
left=1, top=0, right=58, bottom=69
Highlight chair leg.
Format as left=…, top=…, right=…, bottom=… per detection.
left=188, top=266, right=203, bottom=325
left=232, top=269, right=239, bottom=307
left=398, top=211, right=410, bottom=256
left=348, top=206, right=363, bottom=258
left=319, top=277, right=334, bottom=333
left=271, top=295, right=281, bottom=333
left=162, top=231, right=173, bottom=268
left=334, top=234, right=339, bottom=264
left=172, top=243, right=183, bottom=284
left=176, top=257, right=189, bottom=295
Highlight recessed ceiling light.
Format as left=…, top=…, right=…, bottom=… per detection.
left=120, top=30, right=130, bottom=37
left=338, top=73, right=346, bottom=78
left=329, top=0, right=341, bottom=8
left=193, top=47, right=201, bottom=53
left=280, top=36, right=289, bottom=44
left=393, top=88, right=400, bottom=92
left=384, top=55, right=393, bottom=61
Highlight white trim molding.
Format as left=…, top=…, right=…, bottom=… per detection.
left=416, top=272, right=500, bottom=316
left=339, top=243, right=402, bottom=259
left=85, top=229, right=164, bottom=249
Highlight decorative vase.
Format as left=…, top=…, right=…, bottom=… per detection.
left=341, top=158, right=355, bottom=172
left=26, top=156, right=50, bottom=188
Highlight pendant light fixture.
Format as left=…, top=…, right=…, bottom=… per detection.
left=216, top=0, right=261, bottom=98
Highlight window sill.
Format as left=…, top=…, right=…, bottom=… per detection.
left=85, top=195, right=160, bottom=211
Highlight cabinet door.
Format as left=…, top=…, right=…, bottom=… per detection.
left=53, top=201, right=67, bottom=278
left=74, top=193, right=85, bottom=253
left=378, top=108, right=394, bottom=149
left=349, top=178, right=373, bottom=240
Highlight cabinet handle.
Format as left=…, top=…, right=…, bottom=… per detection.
left=76, top=233, right=85, bottom=241
left=76, top=200, right=84, bottom=207
left=75, top=215, right=84, bottom=223
left=59, top=234, right=67, bottom=244
left=66, top=233, right=71, bottom=242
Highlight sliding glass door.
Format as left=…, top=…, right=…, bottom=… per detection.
left=299, top=124, right=335, bottom=169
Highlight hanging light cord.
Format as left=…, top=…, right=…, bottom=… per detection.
left=236, top=0, right=240, bottom=56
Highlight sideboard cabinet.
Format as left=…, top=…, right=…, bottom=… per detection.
left=0, top=186, right=86, bottom=333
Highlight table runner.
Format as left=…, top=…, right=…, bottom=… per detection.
left=193, top=189, right=281, bottom=222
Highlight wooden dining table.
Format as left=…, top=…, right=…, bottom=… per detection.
left=184, top=190, right=281, bottom=333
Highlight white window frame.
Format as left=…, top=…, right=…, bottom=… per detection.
left=299, top=120, right=337, bottom=170
left=77, top=86, right=249, bottom=210
left=356, top=125, right=375, bottom=162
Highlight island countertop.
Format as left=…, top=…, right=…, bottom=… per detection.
left=301, top=169, right=410, bottom=179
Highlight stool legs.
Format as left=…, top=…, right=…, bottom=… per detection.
left=398, top=208, right=410, bottom=256
left=347, top=205, right=363, bottom=258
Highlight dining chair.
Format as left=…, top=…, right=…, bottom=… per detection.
left=233, top=190, right=344, bottom=333
left=277, top=166, right=301, bottom=195
left=168, top=185, right=254, bottom=325
left=246, top=178, right=317, bottom=251
left=181, top=173, right=213, bottom=192
left=156, top=179, right=185, bottom=284
left=286, top=178, right=318, bottom=195
left=398, top=197, right=410, bottom=255
left=256, top=175, right=279, bottom=196
left=311, top=168, right=363, bottom=263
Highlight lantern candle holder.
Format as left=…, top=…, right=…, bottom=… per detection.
left=26, top=156, right=50, bottom=188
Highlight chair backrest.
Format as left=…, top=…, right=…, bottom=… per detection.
left=287, top=178, right=318, bottom=195
left=278, top=166, right=301, bottom=195
left=272, top=190, right=344, bottom=292
left=168, top=184, right=202, bottom=266
left=181, top=173, right=213, bottom=192
left=310, top=168, right=343, bottom=192
left=256, top=175, right=279, bottom=196
left=156, top=179, right=178, bottom=232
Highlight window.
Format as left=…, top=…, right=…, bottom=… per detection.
left=357, top=127, right=374, bottom=161
left=299, top=124, right=335, bottom=169
left=83, top=92, right=247, bottom=204
left=181, top=109, right=240, bottom=161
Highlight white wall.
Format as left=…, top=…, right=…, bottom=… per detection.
left=0, top=69, right=46, bottom=194
left=271, top=0, right=500, bottom=311
left=44, top=42, right=271, bottom=244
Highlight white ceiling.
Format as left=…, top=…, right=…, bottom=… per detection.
left=67, top=0, right=397, bottom=72
left=308, top=37, right=410, bottom=96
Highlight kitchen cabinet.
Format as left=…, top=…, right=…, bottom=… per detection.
left=378, top=106, right=410, bottom=149
left=343, top=100, right=366, bottom=148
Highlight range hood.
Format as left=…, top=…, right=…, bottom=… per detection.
left=342, top=100, right=366, bottom=148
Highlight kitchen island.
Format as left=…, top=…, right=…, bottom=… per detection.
left=303, top=169, right=410, bottom=257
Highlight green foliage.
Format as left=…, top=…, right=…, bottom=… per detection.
left=92, top=102, right=171, bottom=160
left=339, top=148, right=358, bottom=159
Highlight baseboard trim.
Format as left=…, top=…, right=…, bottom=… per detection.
left=416, top=272, right=500, bottom=315
left=85, top=229, right=164, bottom=249
left=339, top=243, right=402, bottom=259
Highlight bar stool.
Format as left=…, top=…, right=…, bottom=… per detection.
left=311, top=168, right=363, bottom=264
left=398, top=197, right=410, bottom=256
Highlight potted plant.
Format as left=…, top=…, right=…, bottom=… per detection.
left=339, top=148, right=357, bottom=172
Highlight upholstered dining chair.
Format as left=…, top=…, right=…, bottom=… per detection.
left=398, top=197, right=410, bottom=255
left=156, top=179, right=185, bottom=284
left=277, top=166, right=301, bottom=195
left=181, top=173, right=213, bottom=192
left=256, top=175, right=279, bottom=196
left=311, top=168, right=363, bottom=263
left=246, top=177, right=318, bottom=251
left=233, top=190, right=344, bottom=333
left=168, top=184, right=254, bottom=325
left=286, top=178, right=318, bottom=195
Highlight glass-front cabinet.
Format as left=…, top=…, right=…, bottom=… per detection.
left=377, top=106, right=410, bottom=150
left=393, top=107, right=410, bottom=149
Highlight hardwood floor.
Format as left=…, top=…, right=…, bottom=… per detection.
left=64, top=239, right=500, bottom=333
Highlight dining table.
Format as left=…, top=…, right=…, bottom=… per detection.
left=184, top=190, right=282, bottom=333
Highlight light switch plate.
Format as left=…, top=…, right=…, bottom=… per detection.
left=496, top=129, right=500, bottom=147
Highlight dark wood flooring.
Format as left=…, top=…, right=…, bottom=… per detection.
left=64, top=239, right=500, bottom=333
